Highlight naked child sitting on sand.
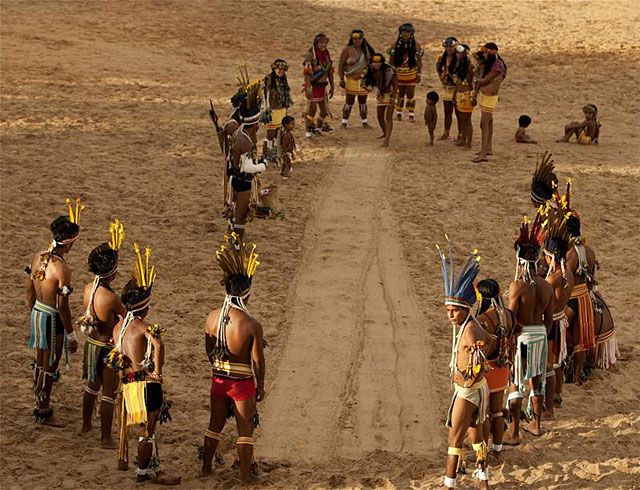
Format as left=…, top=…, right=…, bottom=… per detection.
left=557, top=104, right=600, bottom=145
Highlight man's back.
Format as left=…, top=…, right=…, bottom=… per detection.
left=206, top=307, right=256, bottom=365
left=508, top=279, right=536, bottom=326
left=31, top=251, right=67, bottom=308
left=113, top=317, right=148, bottom=372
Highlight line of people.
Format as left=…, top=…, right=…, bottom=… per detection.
left=26, top=200, right=267, bottom=484
left=438, top=152, right=618, bottom=489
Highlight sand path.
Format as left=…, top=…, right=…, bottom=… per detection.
left=260, top=141, right=439, bottom=461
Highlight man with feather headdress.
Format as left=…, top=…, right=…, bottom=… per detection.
left=436, top=237, right=491, bottom=490
left=503, top=213, right=554, bottom=444
left=201, top=233, right=265, bottom=483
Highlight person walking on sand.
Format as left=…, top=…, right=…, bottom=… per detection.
left=472, top=43, right=506, bottom=163
left=436, top=36, right=459, bottom=141
left=541, top=208, right=573, bottom=421
left=303, top=33, right=335, bottom=136
left=109, top=244, right=180, bottom=485
left=475, top=278, right=518, bottom=456
left=388, top=22, right=424, bottom=122
left=363, top=53, right=397, bottom=147
left=201, top=233, right=266, bottom=484
left=436, top=238, right=490, bottom=490
left=338, top=29, right=375, bottom=129
left=503, top=214, right=554, bottom=445
left=77, top=219, right=126, bottom=448
left=26, top=198, right=82, bottom=427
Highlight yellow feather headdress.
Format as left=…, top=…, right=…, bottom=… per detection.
left=215, top=233, right=260, bottom=296
left=66, top=197, right=85, bottom=225
left=108, top=218, right=125, bottom=251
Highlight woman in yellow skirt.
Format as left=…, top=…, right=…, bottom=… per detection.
left=363, top=54, right=397, bottom=147
left=451, top=44, right=475, bottom=148
left=388, top=23, right=423, bottom=122
left=338, top=29, right=376, bottom=129
left=436, top=36, right=460, bottom=140
left=262, top=59, right=292, bottom=162
left=472, top=43, right=507, bottom=163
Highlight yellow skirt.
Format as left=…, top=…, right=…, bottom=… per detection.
left=396, top=67, right=418, bottom=86
left=578, top=130, right=592, bottom=145
left=456, top=91, right=474, bottom=113
left=441, top=86, right=456, bottom=102
left=478, top=92, right=499, bottom=113
left=344, top=76, right=367, bottom=96
left=377, top=93, right=393, bottom=106
left=266, top=108, right=287, bottom=130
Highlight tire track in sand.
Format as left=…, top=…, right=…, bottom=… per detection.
left=259, top=142, right=439, bottom=460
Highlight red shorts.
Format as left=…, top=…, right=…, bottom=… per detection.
left=484, top=361, right=510, bottom=393
left=211, top=376, right=256, bottom=401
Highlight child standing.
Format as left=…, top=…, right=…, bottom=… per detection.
left=279, top=115, right=296, bottom=179
left=424, top=91, right=439, bottom=145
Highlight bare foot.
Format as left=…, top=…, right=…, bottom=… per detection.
left=523, top=424, right=546, bottom=437
left=100, top=438, right=118, bottom=449
left=555, top=138, right=568, bottom=143
left=341, top=122, right=347, bottom=129
left=541, top=410, right=555, bottom=421
left=554, top=394, right=563, bottom=407
left=117, top=460, right=129, bottom=471
left=475, top=151, right=493, bottom=156
left=42, top=415, right=66, bottom=428
left=362, top=123, right=373, bottom=129
left=438, top=133, right=449, bottom=140
left=455, top=139, right=466, bottom=147
left=381, top=142, right=389, bottom=147
left=201, top=467, right=213, bottom=477
left=472, top=155, right=489, bottom=163
left=501, top=433, right=520, bottom=446
left=395, top=114, right=402, bottom=121
left=80, top=424, right=92, bottom=433
left=154, top=471, right=182, bottom=485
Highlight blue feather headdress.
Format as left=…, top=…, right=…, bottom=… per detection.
left=436, top=235, right=481, bottom=309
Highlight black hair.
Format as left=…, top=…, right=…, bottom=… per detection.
left=437, top=49, right=457, bottom=79
left=482, top=52, right=507, bottom=78
left=121, top=279, right=150, bottom=311
left=88, top=243, right=118, bottom=276
left=50, top=216, right=79, bottom=244
left=566, top=215, right=581, bottom=238
left=268, top=59, right=290, bottom=93
left=484, top=42, right=498, bottom=51
left=518, top=115, right=532, bottom=128
left=477, top=278, right=500, bottom=314
left=281, top=115, right=295, bottom=127
left=225, top=275, right=252, bottom=297
left=347, top=30, right=376, bottom=58
left=427, top=91, right=439, bottom=103
left=392, top=31, right=417, bottom=68
left=453, top=52, right=470, bottom=82
left=362, top=55, right=393, bottom=92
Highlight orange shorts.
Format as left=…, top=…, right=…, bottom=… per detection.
left=484, top=361, right=510, bottom=393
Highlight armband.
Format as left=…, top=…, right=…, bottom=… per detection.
left=240, top=153, right=266, bottom=174
left=58, top=285, right=73, bottom=297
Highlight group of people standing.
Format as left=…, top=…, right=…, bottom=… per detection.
left=26, top=200, right=266, bottom=484
left=22, top=22, right=613, bottom=490
left=439, top=152, right=617, bottom=489
left=299, top=26, right=506, bottom=154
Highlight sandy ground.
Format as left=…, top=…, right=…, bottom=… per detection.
left=1, top=0, right=640, bottom=488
